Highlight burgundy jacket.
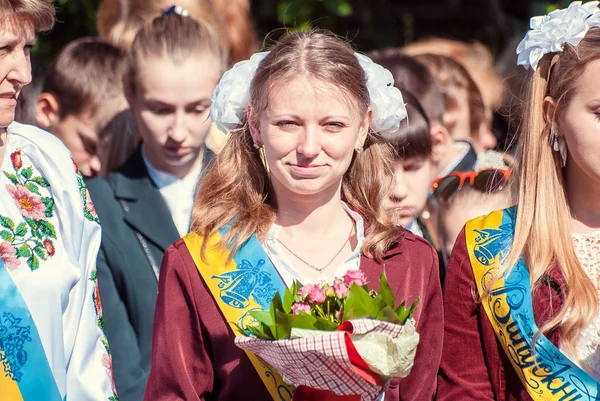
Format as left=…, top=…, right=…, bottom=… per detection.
left=143, top=230, right=443, bottom=401
left=437, top=228, right=565, bottom=401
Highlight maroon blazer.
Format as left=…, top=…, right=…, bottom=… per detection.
left=143, top=230, right=443, bottom=401
left=437, top=228, right=565, bottom=401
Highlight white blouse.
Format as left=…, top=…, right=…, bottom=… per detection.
left=262, top=203, right=365, bottom=287
left=142, top=147, right=202, bottom=237
left=0, top=123, right=115, bottom=400
left=565, top=231, right=600, bottom=381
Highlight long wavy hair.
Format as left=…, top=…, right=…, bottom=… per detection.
left=191, top=30, right=401, bottom=262
left=506, top=27, right=600, bottom=356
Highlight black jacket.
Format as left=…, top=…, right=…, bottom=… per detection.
left=87, top=148, right=212, bottom=401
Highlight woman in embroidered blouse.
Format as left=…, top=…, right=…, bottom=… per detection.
left=438, top=3, right=600, bottom=400
left=144, top=30, right=443, bottom=401
left=0, top=1, right=116, bottom=400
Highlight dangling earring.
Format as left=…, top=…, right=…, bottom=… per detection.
left=253, top=142, right=262, bottom=150
left=552, top=129, right=567, bottom=168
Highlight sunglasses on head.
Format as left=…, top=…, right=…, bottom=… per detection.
left=431, top=168, right=511, bottom=202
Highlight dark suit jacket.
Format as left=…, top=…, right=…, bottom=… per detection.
left=437, top=227, right=564, bottom=401
left=87, top=148, right=212, bottom=401
left=144, top=230, right=444, bottom=401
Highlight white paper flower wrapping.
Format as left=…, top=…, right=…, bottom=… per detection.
left=517, top=1, right=600, bottom=70
left=209, top=52, right=407, bottom=135
left=209, top=52, right=269, bottom=133
left=234, top=318, right=419, bottom=401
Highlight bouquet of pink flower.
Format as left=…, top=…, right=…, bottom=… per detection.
left=235, top=270, right=420, bottom=401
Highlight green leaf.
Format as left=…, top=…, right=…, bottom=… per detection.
left=20, top=166, right=33, bottom=179
left=27, top=253, right=40, bottom=270
left=275, top=310, right=319, bottom=339
left=32, top=176, right=50, bottom=187
left=0, top=216, right=15, bottom=230
left=37, top=220, right=57, bottom=239
left=313, top=317, right=339, bottom=331
left=395, top=299, right=420, bottom=324
left=283, top=281, right=301, bottom=314
left=16, top=245, right=31, bottom=258
left=378, top=273, right=395, bottom=308
left=15, top=223, right=27, bottom=237
left=3, top=172, right=19, bottom=185
left=0, top=230, right=14, bottom=242
left=342, top=283, right=378, bottom=322
left=376, top=306, right=401, bottom=325
left=250, top=310, right=274, bottom=328
left=25, top=182, right=40, bottom=195
left=247, top=324, right=274, bottom=340
left=42, top=198, right=55, bottom=218
left=34, top=246, right=46, bottom=259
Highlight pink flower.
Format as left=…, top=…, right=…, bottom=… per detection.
left=343, top=269, right=367, bottom=287
left=6, top=184, right=46, bottom=220
left=333, top=282, right=349, bottom=299
left=291, top=302, right=312, bottom=315
left=85, top=190, right=98, bottom=219
left=307, top=285, right=326, bottom=304
left=0, top=241, right=20, bottom=270
left=298, top=284, right=313, bottom=300
left=323, top=284, right=334, bottom=297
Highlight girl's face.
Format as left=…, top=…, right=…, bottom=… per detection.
left=558, top=59, right=600, bottom=190
left=384, top=156, right=434, bottom=228
left=0, top=18, right=34, bottom=131
left=128, top=53, right=222, bottom=176
left=251, top=75, right=369, bottom=201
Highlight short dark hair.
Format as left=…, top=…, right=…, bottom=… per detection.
left=382, top=90, right=432, bottom=160
left=42, top=37, right=128, bottom=126
left=368, top=48, right=445, bottom=125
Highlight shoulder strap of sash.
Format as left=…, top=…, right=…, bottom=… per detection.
left=182, top=231, right=295, bottom=401
left=466, top=208, right=599, bottom=400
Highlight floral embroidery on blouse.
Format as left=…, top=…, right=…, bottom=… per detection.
left=90, top=269, right=119, bottom=401
left=0, top=312, right=32, bottom=383
left=73, top=158, right=100, bottom=224
left=0, top=150, right=57, bottom=271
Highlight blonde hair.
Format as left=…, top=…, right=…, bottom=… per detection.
left=403, top=38, right=504, bottom=110
left=97, top=0, right=256, bottom=64
left=0, top=0, right=55, bottom=31
left=507, top=27, right=600, bottom=356
left=191, top=30, right=401, bottom=262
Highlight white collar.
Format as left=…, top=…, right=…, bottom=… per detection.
left=141, top=145, right=203, bottom=189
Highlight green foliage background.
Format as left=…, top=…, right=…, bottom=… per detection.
left=36, top=0, right=575, bottom=68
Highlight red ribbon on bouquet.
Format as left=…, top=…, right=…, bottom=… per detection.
left=291, top=385, right=361, bottom=401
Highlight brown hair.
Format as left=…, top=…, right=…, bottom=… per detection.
left=42, top=37, right=128, bottom=129
left=192, top=30, right=401, bottom=262
left=0, top=0, right=55, bottom=31
left=507, top=27, right=600, bottom=356
left=414, top=53, right=486, bottom=141
left=97, top=0, right=255, bottom=64
left=127, top=12, right=227, bottom=93
left=402, top=38, right=504, bottom=110
left=383, top=90, right=432, bottom=160
left=368, top=48, right=445, bottom=125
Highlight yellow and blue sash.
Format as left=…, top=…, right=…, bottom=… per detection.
left=183, top=228, right=295, bottom=401
left=0, top=259, right=63, bottom=401
left=466, top=207, right=600, bottom=400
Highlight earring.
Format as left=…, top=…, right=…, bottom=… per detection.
left=355, top=147, right=363, bottom=154
left=552, top=129, right=567, bottom=168
left=253, top=142, right=262, bottom=150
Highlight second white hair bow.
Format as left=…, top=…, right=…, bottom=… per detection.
left=517, top=1, right=600, bottom=70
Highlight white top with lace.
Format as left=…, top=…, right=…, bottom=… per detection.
left=566, top=231, right=600, bottom=381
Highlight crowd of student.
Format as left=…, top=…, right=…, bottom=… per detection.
left=2, top=0, right=600, bottom=400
